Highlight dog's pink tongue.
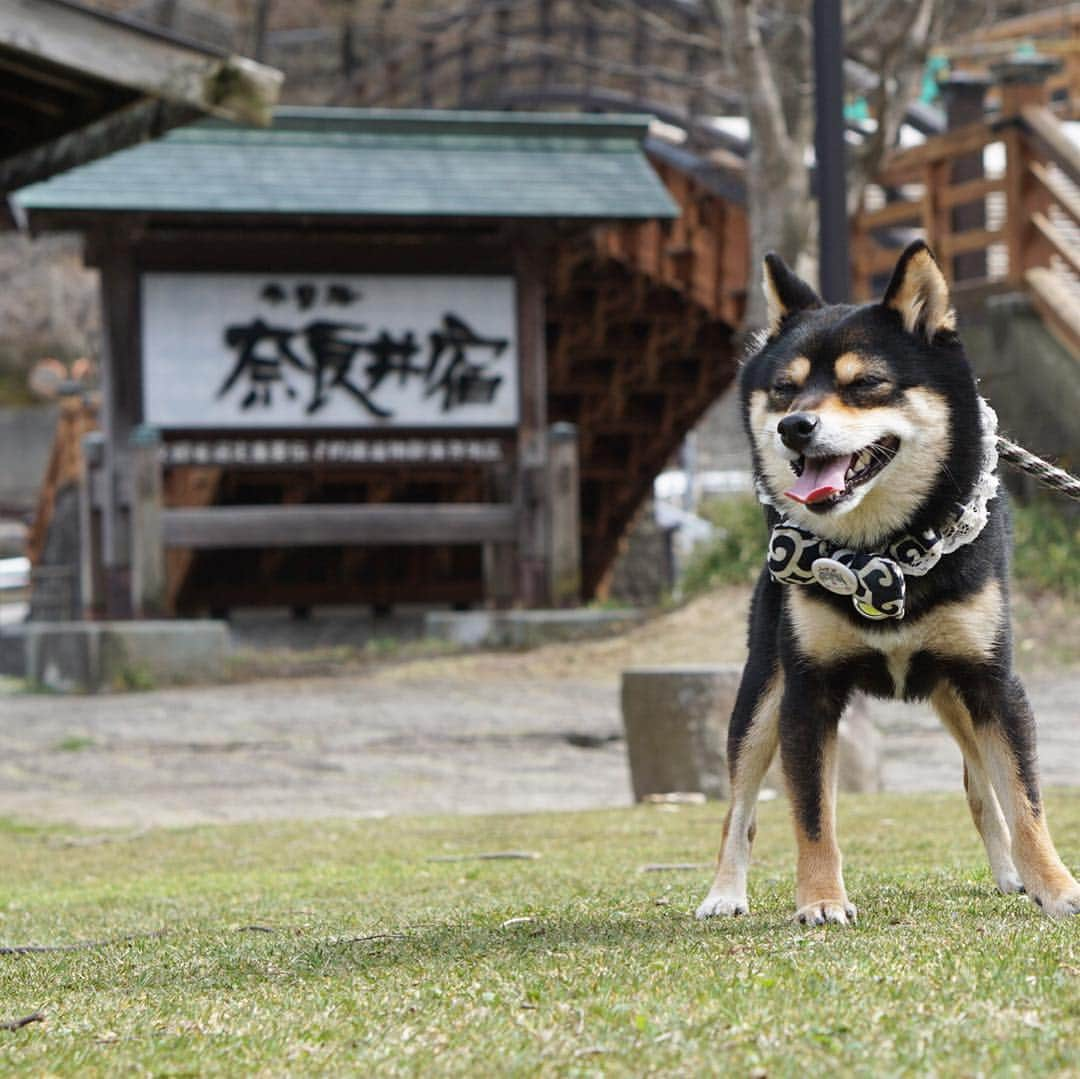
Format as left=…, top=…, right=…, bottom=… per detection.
left=785, top=455, right=851, bottom=505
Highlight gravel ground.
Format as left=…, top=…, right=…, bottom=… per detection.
left=0, top=586, right=1075, bottom=829
left=0, top=658, right=1077, bottom=830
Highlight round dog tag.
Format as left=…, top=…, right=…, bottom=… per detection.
left=810, top=557, right=858, bottom=596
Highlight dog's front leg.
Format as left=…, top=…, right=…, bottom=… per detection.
left=696, top=663, right=782, bottom=919
left=932, top=684, right=1023, bottom=895
left=781, top=672, right=856, bottom=926
left=965, top=675, right=1080, bottom=918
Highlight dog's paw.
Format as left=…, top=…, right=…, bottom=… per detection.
left=695, top=892, right=748, bottom=920
left=1030, top=882, right=1080, bottom=918
left=794, top=900, right=857, bottom=927
left=994, top=867, right=1025, bottom=895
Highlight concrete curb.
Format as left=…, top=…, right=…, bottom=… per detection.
left=15, top=621, right=230, bottom=693
left=425, top=608, right=646, bottom=648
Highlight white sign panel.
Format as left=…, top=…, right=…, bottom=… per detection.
left=141, top=274, right=519, bottom=429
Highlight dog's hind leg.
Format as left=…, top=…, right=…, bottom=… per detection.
left=932, top=684, right=1023, bottom=895
left=962, top=675, right=1080, bottom=917
left=695, top=665, right=782, bottom=919
left=781, top=671, right=857, bottom=926
left=697, top=574, right=782, bottom=920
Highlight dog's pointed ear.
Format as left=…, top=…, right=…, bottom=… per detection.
left=882, top=240, right=955, bottom=340
left=762, top=253, right=822, bottom=337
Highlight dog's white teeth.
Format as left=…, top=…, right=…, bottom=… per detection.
left=848, top=449, right=873, bottom=478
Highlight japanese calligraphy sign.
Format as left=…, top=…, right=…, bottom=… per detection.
left=141, top=274, right=519, bottom=429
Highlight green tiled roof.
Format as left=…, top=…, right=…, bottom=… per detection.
left=15, top=108, right=678, bottom=221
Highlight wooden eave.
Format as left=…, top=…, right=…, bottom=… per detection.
left=0, top=0, right=282, bottom=198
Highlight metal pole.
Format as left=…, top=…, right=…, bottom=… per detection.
left=813, top=0, right=850, bottom=302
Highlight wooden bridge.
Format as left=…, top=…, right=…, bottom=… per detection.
left=27, top=4, right=1080, bottom=614
left=346, top=0, right=741, bottom=151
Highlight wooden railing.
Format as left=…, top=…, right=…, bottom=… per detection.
left=1021, top=105, right=1080, bottom=354
left=851, top=76, right=1080, bottom=358
left=852, top=119, right=1008, bottom=299
left=946, top=5, right=1080, bottom=118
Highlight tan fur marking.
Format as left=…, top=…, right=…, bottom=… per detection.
left=698, top=670, right=782, bottom=916
left=763, top=263, right=786, bottom=337
left=790, top=734, right=849, bottom=914
left=800, top=395, right=885, bottom=420
left=785, top=356, right=811, bottom=386
left=932, top=684, right=981, bottom=760
left=751, top=381, right=953, bottom=550
left=886, top=248, right=957, bottom=338
left=933, top=684, right=1020, bottom=892
left=834, top=352, right=867, bottom=386
left=787, top=579, right=1003, bottom=683
left=977, top=725, right=1080, bottom=914
left=1010, top=813, right=1075, bottom=893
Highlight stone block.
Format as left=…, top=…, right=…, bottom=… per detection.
left=621, top=665, right=884, bottom=801
left=22, top=620, right=230, bottom=693
left=0, top=629, right=25, bottom=677
left=621, top=665, right=741, bottom=801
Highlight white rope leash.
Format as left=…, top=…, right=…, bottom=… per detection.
left=996, top=437, right=1080, bottom=502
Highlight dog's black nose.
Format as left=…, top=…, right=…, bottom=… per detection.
left=778, top=412, right=820, bottom=452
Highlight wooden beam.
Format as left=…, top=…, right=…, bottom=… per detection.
left=856, top=196, right=925, bottom=230
left=954, top=6, right=1080, bottom=46
left=1026, top=266, right=1080, bottom=359
left=1021, top=105, right=1080, bottom=187
left=876, top=122, right=996, bottom=185
left=1031, top=211, right=1080, bottom=276
left=0, top=1, right=282, bottom=125
left=129, top=427, right=166, bottom=617
left=514, top=230, right=551, bottom=606
left=938, top=226, right=1004, bottom=258
left=546, top=422, right=580, bottom=607
left=161, top=504, right=518, bottom=549
left=940, top=176, right=1005, bottom=209
left=1029, top=160, right=1080, bottom=227
left=0, top=96, right=198, bottom=196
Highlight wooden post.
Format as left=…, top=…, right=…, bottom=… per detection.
left=992, top=55, right=1059, bottom=286
left=924, top=159, right=951, bottom=280
left=941, top=73, right=990, bottom=282
left=514, top=231, right=550, bottom=607
left=78, top=431, right=106, bottom=620
left=483, top=460, right=515, bottom=610
left=93, top=231, right=142, bottom=618
left=546, top=422, right=580, bottom=608
left=993, top=54, right=1059, bottom=117
left=129, top=425, right=166, bottom=618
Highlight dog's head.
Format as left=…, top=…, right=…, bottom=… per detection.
left=741, top=241, right=985, bottom=549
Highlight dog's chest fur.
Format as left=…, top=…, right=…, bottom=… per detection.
left=785, top=577, right=1003, bottom=700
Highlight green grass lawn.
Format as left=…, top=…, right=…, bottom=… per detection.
left=2, top=794, right=1080, bottom=1076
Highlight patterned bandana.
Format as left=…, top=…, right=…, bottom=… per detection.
left=761, top=399, right=1000, bottom=621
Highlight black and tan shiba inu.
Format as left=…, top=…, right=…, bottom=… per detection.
left=696, top=240, right=1080, bottom=924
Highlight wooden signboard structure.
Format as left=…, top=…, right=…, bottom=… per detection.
left=15, top=108, right=679, bottom=617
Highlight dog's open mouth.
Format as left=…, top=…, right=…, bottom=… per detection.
left=785, top=436, right=900, bottom=511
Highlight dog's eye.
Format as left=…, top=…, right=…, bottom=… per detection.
left=771, top=379, right=798, bottom=395
left=849, top=374, right=889, bottom=390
